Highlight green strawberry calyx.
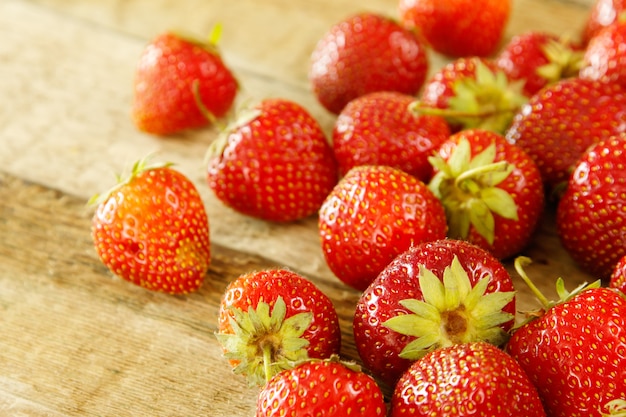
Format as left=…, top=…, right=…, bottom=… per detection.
left=428, top=137, right=518, bottom=246
left=215, top=296, right=314, bottom=386
left=383, top=255, right=515, bottom=360
left=603, top=399, right=626, bottom=417
left=536, top=38, right=584, bottom=84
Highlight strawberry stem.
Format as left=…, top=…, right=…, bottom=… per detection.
left=513, top=256, right=551, bottom=309
left=262, top=343, right=273, bottom=383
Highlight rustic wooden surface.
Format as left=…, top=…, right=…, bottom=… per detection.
left=1, top=0, right=598, bottom=415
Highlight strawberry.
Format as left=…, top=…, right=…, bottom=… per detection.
left=583, top=0, right=626, bottom=44
left=206, top=98, right=338, bottom=223
left=332, top=91, right=451, bottom=182
left=318, top=165, right=447, bottom=291
left=215, top=269, right=341, bottom=386
left=556, top=134, right=626, bottom=279
left=353, top=239, right=516, bottom=387
left=505, top=77, right=626, bottom=190
left=256, top=357, right=386, bottom=417
left=132, top=30, right=238, bottom=136
left=495, top=31, right=584, bottom=96
left=507, top=257, right=626, bottom=417
left=309, top=12, right=429, bottom=114
left=398, top=0, right=511, bottom=57
left=610, top=255, right=626, bottom=293
left=581, top=18, right=626, bottom=88
left=389, top=342, right=546, bottom=416
left=91, top=158, right=211, bottom=294
left=428, top=129, right=544, bottom=259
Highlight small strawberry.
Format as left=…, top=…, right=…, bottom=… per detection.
left=556, top=134, right=626, bottom=279
left=428, top=129, right=544, bottom=259
left=507, top=257, right=626, bottom=417
left=610, top=255, right=626, bottom=293
left=216, top=269, right=341, bottom=386
left=505, top=77, right=626, bottom=190
left=353, top=239, right=516, bottom=387
left=318, top=165, right=447, bottom=291
left=256, top=357, right=387, bottom=417
left=332, top=91, right=451, bottom=182
left=309, top=12, right=429, bottom=114
left=390, top=342, right=546, bottom=416
left=91, top=157, right=211, bottom=294
left=583, top=0, right=626, bottom=44
left=581, top=18, right=626, bottom=88
left=398, top=0, right=511, bottom=57
left=132, top=29, right=238, bottom=135
left=206, top=98, right=338, bottom=223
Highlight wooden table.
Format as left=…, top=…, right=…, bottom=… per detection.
left=0, top=0, right=598, bottom=415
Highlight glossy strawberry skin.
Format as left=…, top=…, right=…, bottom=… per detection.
left=256, top=360, right=387, bottom=417
left=353, top=239, right=516, bottom=387
left=610, top=255, right=626, bottom=293
left=318, top=165, right=447, bottom=291
left=581, top=19, right=626, bottom=88
left=132, top=32, right=238, bottom=135
left=332, top=91, right=450, bottom=181
left=506, top=287, right=626, bottom=417
left=583, top=0, right=626, bottom=44
left=390, top=342, right=546, bottom=417
left=309, top=12, right=429, bottom=114
left=92, top=167, right=211, bottom=294
left=556, top=135, right=626, bottom=279
left=207, top=98, right=338, bottom=222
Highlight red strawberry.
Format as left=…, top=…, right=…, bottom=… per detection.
left=256, top=358, right=387, bottom=417
left=495, top=31, right=584, bottom=96
left=132, top=30, right=238, bottom=135
left=507, top=257, right=626, bottom=417
left=505, top=77, right=626, bottom=190
left=332, top=91, right=451, bottom=181
left=398, top=0, right=511, bottom=57
left=216, top=269, right=341, bottom=386
left=390, top=342, right=546, bottom=416
left=581, top=19, right=626, bottom=88
left=91, top=158, right=211, bottom=294
left=318, top=165, right=447, bottom=291
left=428, top=129, right=544, bottom=259
left=206, top=98, right=338, bottom=222
left=353, top=239, right=516, bottom=387
left=556, top=134, right=626, bottom=279
left=610, top=255, right=626, bottom=293
left=583, top=0, right=626, bottom=44
left=309, top=12, right=429, bottom=114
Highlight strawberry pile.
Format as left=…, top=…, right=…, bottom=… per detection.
left=89, top=0, right=626, bottom=415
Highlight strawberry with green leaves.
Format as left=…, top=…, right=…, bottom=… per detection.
left=91, top=158, right=211, bottom=294
left=216, top=269, right=341, bottom=386
left=428, top=129, right=544, bottom=259
left=353, top=239, right=516, bottom=387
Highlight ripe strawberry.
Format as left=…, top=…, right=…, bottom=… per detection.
left=413, top=57, right=527, bottom=134
left=91, top=158, right=211, bottom=294
left=495, top=31, right=584, bottom=96
left=216, top=269, right=341, bottom=386
left=132, top=30, right=238, bottom=135
left=583, top=0, right=626, bottom=44
left=390, top=342, right=546, bottom=416
left=206, top=98, right=338, bottom=222
left=556, top=134, right=626, bottom=279
left=505, top=77, right=626, bottom=190
left=398, top=0, right=511, bottom=57
left=353, top=239, right=516, bottom=387
left=507, top=257, right=626, bottom=417
left=581, top=19, right=626, bottom=88
left=610, top=254, right=626, bottom=293
left=428, top=129, right=544, bottom=259
left=332, top=91, right=451, bottom=181
left=256, top=358, right=386, bottom=417
left=318, top=165, right=447, bottom=291
left=309, top=12, right=429, bottom=114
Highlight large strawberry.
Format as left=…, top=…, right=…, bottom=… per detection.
left=398, top=0, right=511, bottom=57
left=332, top=91, right=450, bottom=182
left=556, top=134, right=626, bottom=279
left=132, top=30, right=238, bottom=135
left=309, top=12, right=429, bottom=114
left=256, top=358, right=386, bottom=417
left=581, top=19, right=626, bottom=88
left=318, top=165, right=447, bottom=291
left=216, top=269, right=341, bottom=386
left=505, top=77, right=626, bottom=190
left=583, top=0, right=626, bottom=44
left=507, top=257, right=626, bottom=417
left=353, top=239, right=516, bottom=387
left=206, top=98, right=338, bottom=222
left=610, top=255, right=626, bottom=293
left=390, top=342, right=546, bottom=416
left=91, top=158, right=211, bottom=294
left=428, top=129, right=544, bottom=259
